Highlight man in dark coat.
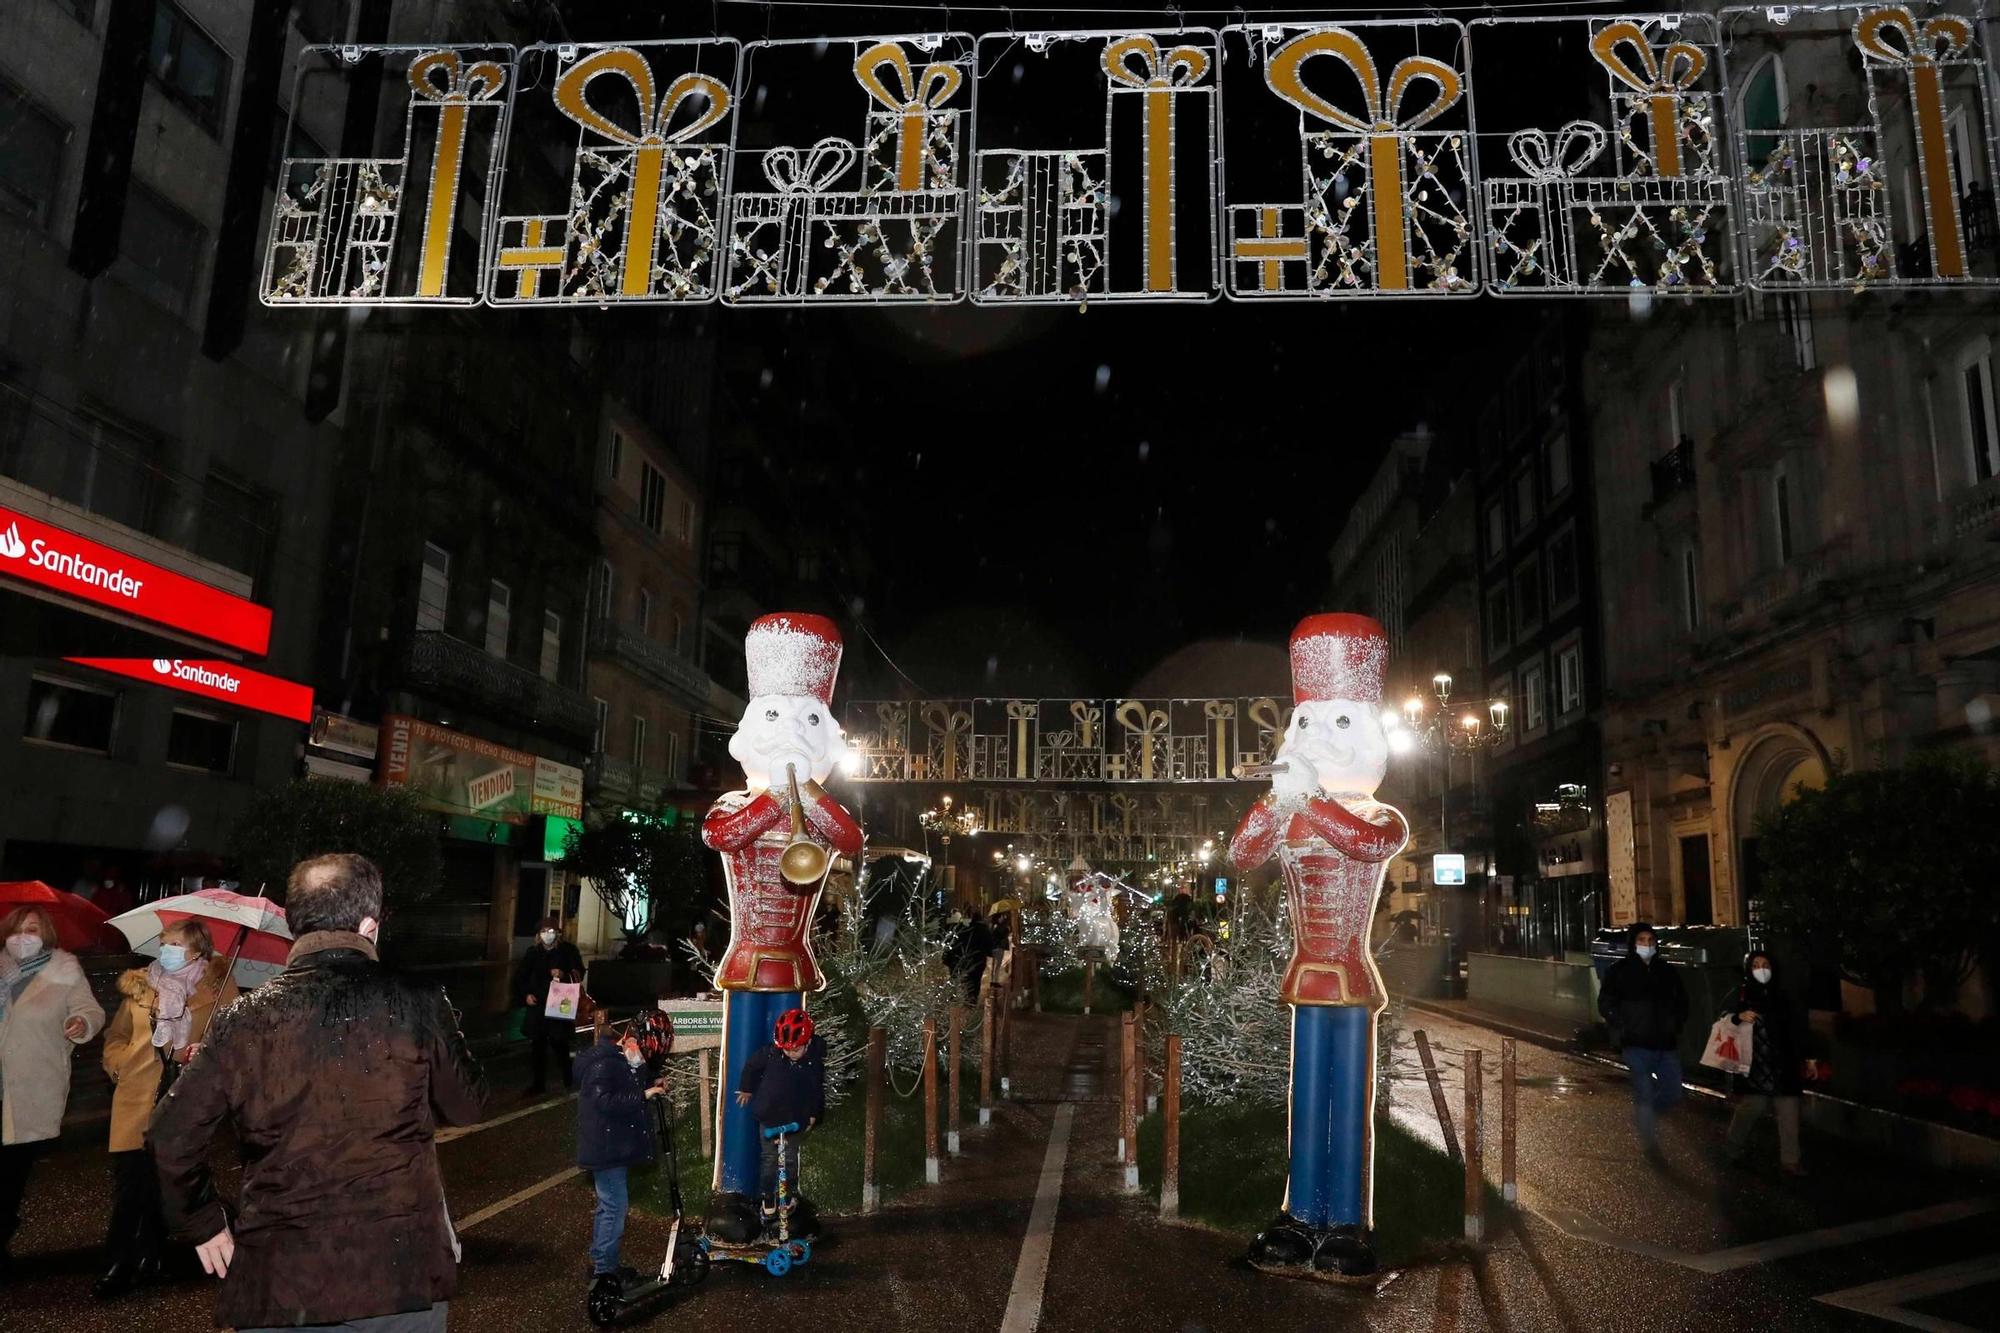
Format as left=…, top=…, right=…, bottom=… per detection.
left=1597, top=922, right=1689, bottom=1157
left=512, top=914, right=585, bottom=1094
left=149, top=854, right=486, bottom=1333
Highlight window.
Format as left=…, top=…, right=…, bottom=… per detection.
left=0, top=84, right=67, bottom=226
left=485, top=580, right=512, bottom=657
left=1961, top=343, right=1999, bottom=483
left=1485, top=585, right=1511, bottom=658
left=663, top=729, right=680, bottom=781
left=671, top=611, right=686, bottom=654
left=1514, top=468, right=1536, bottom=531
left=117, top=184, right=205, bottom=314
left=193, top=469, right=277, bottom=588
left=1547, top=525, right=1579, bottom=611
left=639, top=461, right=667, bottom=534
left=795, top=551, right=821, bottom=582
left=1520, top=663, right=1546, bottom=731
left=1667, top=375, right=1687, bottom=450
left=676, top=496, right=694, bottom=541
left=60, top=0, right=97, bottom=26
left=608, top=429, right=625, bottom=482
left=167, top=708, right=236, bottom=773
left=417, top=543, right=451, bottom=631
left=638, top=587, right=652, bottom=635
left=1485, top=501, right=1506, bottom=562
left=1546, top=433, right=1571, bottom=498
left=631, top=715, right=648, bottom=769
left=149, top=1, right=232, bottom=136
left=1557, top=644, right=1584, bottom=716
left=266, top=108, right=325, bottom=191
left=23, top=675, right=117, bottom=752
left=593, top=698, right=610, bottom=755
left=539, top=610, right=562, bottom=682
left=1773, top=466, right=1794, bottom=564
left=1777, top=293, right=1816, bottom=372
left=594, top=560, right=614, bottom=620
left=1513, top=556, right=1543, bottom=636
left=1681, top=545, right=1701, bottom=632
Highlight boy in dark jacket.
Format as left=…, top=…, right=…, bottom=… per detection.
left=1597, top=922, right=1690, bottom=1156
left=576, top=1018, right=665, bottom=1300
left=733, top=1008, right=825, bottom=1230
left=513, top=915, right=585, bottom=1094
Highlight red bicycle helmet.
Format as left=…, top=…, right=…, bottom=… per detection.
left=773, top=1008, right=814, bottom=1051
left=630, top=1007, right=675, bottom=1063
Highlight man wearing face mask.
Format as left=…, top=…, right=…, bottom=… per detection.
left=149, top=853, right=485, bottom=1332
left=1598, top=922, right=1690, bottom=1159
left=513, top=915, right=586, bottom=1095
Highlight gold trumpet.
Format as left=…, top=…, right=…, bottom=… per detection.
left=1231, top=761, right=1292, bottom=779
left=779, top=763, right=830, bottom=886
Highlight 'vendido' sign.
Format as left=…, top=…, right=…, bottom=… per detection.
left=1, top=506, right=272, bottom=655
left=65, top=657, right=314, bottom=723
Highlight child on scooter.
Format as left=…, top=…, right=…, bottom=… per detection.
left=733, top=1008, right=825, bottom=1231
left=577, top=1014, right=667, bottom=1302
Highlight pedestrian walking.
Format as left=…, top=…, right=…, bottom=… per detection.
left=0, top=904, right=106, bottom=1278
left=1723, top=951, right=1807, bottom=1176
left=149, top=853, right=485, bottom=1332
left=513, top=914, right=585, bottom=1094
left=577, top=1014, right=666, bottom=1303
left=732, top=1008, right=825, bottom=1233
left=96, top=918, right=240, bottom=1299
left=1597, top=922, right=1689, bottom=1159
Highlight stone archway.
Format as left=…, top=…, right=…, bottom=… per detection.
left=1729, top=725, right=1831, bottom=920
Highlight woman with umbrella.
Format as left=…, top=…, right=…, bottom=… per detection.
left=95, top=916, right=241, bottom=1299
left=0, top=903, right=106, bottom=1278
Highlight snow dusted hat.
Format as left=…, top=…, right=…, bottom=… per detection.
left=1288, top=613, right=1389, bottom=705
left=745, top=612, right=844, bottom=705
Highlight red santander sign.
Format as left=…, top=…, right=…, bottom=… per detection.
left=1, top=505, right=271, bottom=655
left=65, top=658, right=313, bottom=724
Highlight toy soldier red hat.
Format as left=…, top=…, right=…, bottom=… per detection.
left=1288, top=613, right=1389, bottom=705
left=744, top=612, right=844, bottom=705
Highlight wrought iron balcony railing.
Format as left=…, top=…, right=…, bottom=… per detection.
left=1648, top=436, right=1697, bottom=510
left=401, top=630, right=597, bottom=749
left=588, top=620, right=714, bottom=704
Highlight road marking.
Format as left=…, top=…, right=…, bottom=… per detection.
left=456, top=1167, right=584, bottom=1232
left=1815, top=1253, right=2000, bottom=1332
left=436, top=1093, right=576, bottom=1143
left=1524, top=1193, right=1998, bottom=1274
left=999, top=1102, right=1075, bottom=1333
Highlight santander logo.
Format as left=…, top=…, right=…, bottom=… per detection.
left=155, top=659, right=243, bottom=693
left=0, top=523, right=24, bottom=560
left=152, top=659, right=174, bottom=675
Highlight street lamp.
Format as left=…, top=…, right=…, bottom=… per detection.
left=1400, top=668, right=1511, bottom=901
left=919, top=794, right=982, bottom=934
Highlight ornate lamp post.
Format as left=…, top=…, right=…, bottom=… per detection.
left=1396, top=670, right=1509, bottom=867
left=919, top=793, right=981, bottom=933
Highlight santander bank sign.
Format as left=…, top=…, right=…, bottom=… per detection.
left=0, top=505, right=271, bottom=655
left=65, top=657, right=313, bottom=723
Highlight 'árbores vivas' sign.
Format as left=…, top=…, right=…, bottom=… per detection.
left=65, top=658, right=314, bottom=723
left=1, top=506, right=272, bottom=655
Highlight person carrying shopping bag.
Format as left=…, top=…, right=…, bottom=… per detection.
left=1723, top=951, right=1808, bottom=1176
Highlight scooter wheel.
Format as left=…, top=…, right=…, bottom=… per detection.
left=789, top=1239, right=812, bottom=1265
left=762, top=1248, right=793, bottom=1277
left=586, top=1290, right=623, bottom=1327
left=676, top=1247, right=711, bottom=1285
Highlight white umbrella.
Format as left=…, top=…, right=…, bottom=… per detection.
left=108, top=889, right=294, bottom=989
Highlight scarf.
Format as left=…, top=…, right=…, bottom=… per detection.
left=147, top=955, right=210, bottom=1051
left=0, top=947, right=55, bottom=1026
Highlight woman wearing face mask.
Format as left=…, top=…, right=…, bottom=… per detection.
left=0, top=905, right=106, bottom=1277
left=1723, top=951, right=1806, bottom=1175
left=576, top=1013, right=666, bottom=1302
left=512, top=914, right=585, bottom=1095
left=94, top=919, right=240, bottom=1299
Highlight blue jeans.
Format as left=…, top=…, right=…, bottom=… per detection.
left=1624, top=1047, right=1685, bottom=1147
left=590, top=1167, right=629, bottom=1275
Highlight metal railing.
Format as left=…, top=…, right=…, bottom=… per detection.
left=588, top=619, right=714, bottom=703
left=401, top=630, right=597, bottom=746
left=1647, top=436, right=1696, bottom=509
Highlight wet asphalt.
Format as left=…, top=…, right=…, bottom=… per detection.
left=7, top=1008, right=1997, bottom=1331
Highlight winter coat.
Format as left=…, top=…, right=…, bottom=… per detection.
left=1730, top=974, right=1803, bottom=1097
left=0, top=948, right=105, bottom=1145
left=575, top=1040, right=657, bottom=1171
left=739, top=1036, right=826, bottom=1130
left=511, top=938, right=585, bottom=1011
left=1598, top=951, right=1689, bottom=1052
left=148, top=934, right=486, bottom=1330
left=102, top=966, right=241, bottom=1152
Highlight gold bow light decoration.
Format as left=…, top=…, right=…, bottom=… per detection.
left=854, top=42, right=964, bottom=192
left=1267, top=28, right=1466, bottom=292
left=1114, top=699, right=1171, bottom=780
left=1246, top=696, right=1291, bottom=763
left=1853, top=7, right=1976, bottom=279
left=407, top=51, right=507, bottom=299
left=1202, top=701, right=1236, bottom=780
left=1103, top=35, right=1212, bottom=293
left=1589, top=22, right=1706, bottom=179
left=552, top=49, right=730, bottom=299
left=922, top=702, right=975, bottom=781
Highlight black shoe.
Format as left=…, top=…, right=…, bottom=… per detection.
left=1311, top=1225, right=1378, bottom=1277
left=92, top=1258, right=138, bottom=1301
left=703, top=1192, right=763, bottom=1244
left=1248, top=1213, right=1317, bottom=1267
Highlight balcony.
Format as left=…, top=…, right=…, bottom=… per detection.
left=588, top=755, right=678, bottom=811
left=589, top=620, right=715, bottom=705
left=1951, top=476, right=2000, bottom=541
left=401, top=630, right=597, bottom=749
left=1646, top=437, right=1697, bottom=512
left=1717, top=539, right=1844, bottom=632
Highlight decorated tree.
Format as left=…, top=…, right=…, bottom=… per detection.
left=228, top=779, right=441, bottom=907
left=560, top=815, right=712, bottom=956
left=1755, top=751, right=2000, bottom=1009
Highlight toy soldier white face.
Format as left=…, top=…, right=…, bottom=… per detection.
left=728, top=693, right=850, bottom=791
left=1275, top=698, right=1389, bottom=800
